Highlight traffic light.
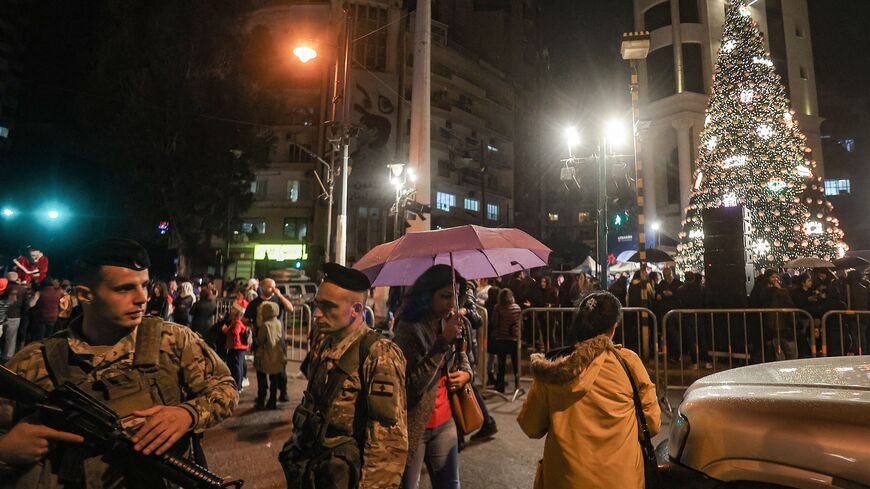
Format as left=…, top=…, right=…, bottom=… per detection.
left=612, top=211, right=629, bottom=228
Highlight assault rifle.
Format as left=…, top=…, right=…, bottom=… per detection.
left=0, top=365, right=243, bottom=488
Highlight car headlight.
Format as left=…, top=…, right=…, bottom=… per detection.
left=669, top=409, right=690, bottom=462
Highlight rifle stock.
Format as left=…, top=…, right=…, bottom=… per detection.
left=0, top=365, right=243, bottom=489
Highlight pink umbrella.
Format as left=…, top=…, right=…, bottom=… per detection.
left=353, top=225, right=551, bottom=286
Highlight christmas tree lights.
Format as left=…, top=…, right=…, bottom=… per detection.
left=676, top=0, right=847, bottom=271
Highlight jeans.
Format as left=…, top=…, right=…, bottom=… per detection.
left=401, top=417, right=460, bottom=489
left=495, top=339, right=519, bottom=391
left=2, top=318, right=20, bottom=361
left=227, top=349, right=246, bottom=391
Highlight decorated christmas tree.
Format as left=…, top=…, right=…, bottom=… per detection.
left=676, top=0, right=846, bottom=272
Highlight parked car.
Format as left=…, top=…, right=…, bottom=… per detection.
left=277, top=281, right=317, bottom=306
left=659, top=356, right=870, bottom=489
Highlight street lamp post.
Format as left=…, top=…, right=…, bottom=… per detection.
left=563, top=124, right=625, bottom=283
left=621, top=31, right=651, bottom=268
left=388, top=163, right=417, bottom=239
left=295, top=7, right=354, bottom=265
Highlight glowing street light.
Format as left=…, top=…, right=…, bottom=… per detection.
left=292, top=45, right=317, bottom=63
left=604, top=120, right=626, bottom=148
left=564, top=126, right=581, bottom=149
left=47, top=210, right=60, bottom=219
left=2, top=208, right=13, bottom=217
left=650, top=221, right=661, bottom=232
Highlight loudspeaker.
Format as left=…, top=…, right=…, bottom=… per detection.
left=702, top=205, right=754, bottom=307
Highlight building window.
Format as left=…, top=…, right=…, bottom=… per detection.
left=840, top=138, right=855, bottom=152
left=679, top=0, right=699, bottom=23
left=487, top=203, right=499, bottom=221
left=254, top=177, right=268, bottom=200
left=283, top=218, right=309, bottom=241
left=287, top=180, right=300, bottom=202
left=578, top=211, right=590, bottom=223
left=436, top=192, right=455, bottom=211
left=464, top=198, right=480, bottom=212
left=647, top=45, right=676, bottom=102
left=799, top=66, right=808, bottom=79
left=644, top=1, right=671, bottom=31
left=249, top=180, right=257, bottom=194
left=824, top=179, right=851, bottom=196
left=240, top=220, right=266, bottom=236
left=288, top=142, right=315, bottom=163
left=682, top=43, right=704, bottom=94
left=350, top=4, right=388, bottom=72
left=547, top=212, right=559, bottom=222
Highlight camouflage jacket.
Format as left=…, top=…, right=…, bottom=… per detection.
left=294, top=326, right=408, bottom=488
left=0, top=318, right=239, bottom=487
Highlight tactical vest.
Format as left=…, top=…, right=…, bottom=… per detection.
left=280, top=330, right=382, bottom=489
left=29, top=317, right=186, bottom=489
left=42, top=317, right=182, bottom=417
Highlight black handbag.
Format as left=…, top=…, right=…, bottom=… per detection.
left=613, top=349, right=662, bottom=489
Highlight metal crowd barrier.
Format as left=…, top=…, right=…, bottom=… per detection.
left=661, top=308, right=815, bottom=391
left=214, top=298, right=313, bottom=361
left=484, top=307, right=660, bottom=404
left=284, top=304, right=313, bottom=362
left=821, top=309, right=869, bottom=356
left=214, top=298, right=235, bottom=322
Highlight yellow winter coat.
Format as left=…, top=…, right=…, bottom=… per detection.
left=517, top=335, right=661, bottom=489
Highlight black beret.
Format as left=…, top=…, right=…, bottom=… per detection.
left=322, top=262, right=370, bottom=292
left=77, top=238, right=151, bottom=271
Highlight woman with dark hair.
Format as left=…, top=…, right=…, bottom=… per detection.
left=492, top=288, right=522, bottom=393
left=146, top=281, right=171, bottom=320
left=518, top=291, right=660, bottom=489
left=394, top=265, right=473, bottom=489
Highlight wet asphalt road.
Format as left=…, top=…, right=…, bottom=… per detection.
left=203, top=360, right=675, bottom=489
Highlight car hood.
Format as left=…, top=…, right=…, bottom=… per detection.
left=686, top=355, right=870, bottom=395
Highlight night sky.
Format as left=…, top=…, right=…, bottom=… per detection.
left=2, top=0, right=869, bottom=273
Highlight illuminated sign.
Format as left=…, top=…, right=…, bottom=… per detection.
left=254, top=244, right=308, bottom=261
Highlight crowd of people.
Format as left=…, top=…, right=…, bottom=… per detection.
left=1, top=238, right=866, bottom=489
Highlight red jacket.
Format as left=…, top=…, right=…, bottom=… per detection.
left=223, top=319, right=248, bottom=351
left=14, top=255, right=49, bottom=284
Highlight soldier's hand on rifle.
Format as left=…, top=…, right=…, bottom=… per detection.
left=0, top=417, right=83, bottom=465
left=130, top=405, right=193, bottom=456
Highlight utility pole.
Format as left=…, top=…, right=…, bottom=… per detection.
left=598, top=139, right=609, bottom=282
left=621, top=31, right=651, bottom=269
left=480, top=141, right=486, bottom=225
left=335, top=7, right=353, bottom=265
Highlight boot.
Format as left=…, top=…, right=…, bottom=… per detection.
left=254, top=398, right=265, bottom=410
left=266, top=397, right=277, bottom=410
left=279, top=392, right=290, bottom=403
left=471, top=419, right=498, bottom=441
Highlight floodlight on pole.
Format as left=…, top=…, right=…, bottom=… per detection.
left=604, top=120, right=625, bottom=148
left=650, top=221, right=661, bottom=231
left=2, top=208, right=13, bottom=217
left=47, top=210, right=60, bottom=219
left=564, top=126, right=581, bottom=149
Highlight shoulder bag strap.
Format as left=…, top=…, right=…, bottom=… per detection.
left=612, top=348, right=660, bottom=483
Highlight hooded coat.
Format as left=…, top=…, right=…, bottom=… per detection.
left=517, top=335, right=660, bottom=489
left=254, top=301, right=285, bottom=374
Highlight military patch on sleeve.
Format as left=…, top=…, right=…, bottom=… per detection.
left=370, top=380, right=394, bottom=397
left=367, top=375, right=399, bottom=425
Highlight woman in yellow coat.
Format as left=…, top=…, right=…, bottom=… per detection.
left=517, top=291, right=661, bottom=489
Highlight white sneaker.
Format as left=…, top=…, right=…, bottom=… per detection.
left=242, top=378, right=250, bottom=388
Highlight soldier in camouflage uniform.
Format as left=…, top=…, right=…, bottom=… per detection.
left=0, top=238, right=239, bottom=488
left=280, top=263, right=407, bottom=489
